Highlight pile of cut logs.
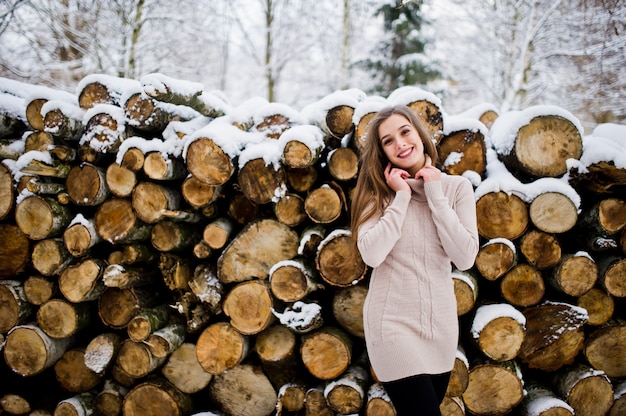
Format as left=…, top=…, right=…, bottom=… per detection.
left=0, top=73, right=625, bottom=416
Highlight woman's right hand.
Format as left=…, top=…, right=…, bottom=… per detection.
left=384, top=163, right=411, bottom=193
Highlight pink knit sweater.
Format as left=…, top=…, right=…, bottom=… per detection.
left=357, top=174, right=479, bottom=382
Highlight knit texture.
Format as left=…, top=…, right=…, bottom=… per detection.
left=357, top=174, right=479, bottom=382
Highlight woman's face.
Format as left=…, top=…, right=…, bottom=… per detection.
left=378, top=113, right=426, bottom=176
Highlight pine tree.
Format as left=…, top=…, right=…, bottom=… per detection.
left=359, top=0, right=439, bottom=96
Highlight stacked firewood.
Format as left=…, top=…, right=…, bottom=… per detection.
left=1, top=73, right=625, bottom=416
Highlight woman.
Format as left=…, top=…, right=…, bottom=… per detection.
left=350, top=105, right=479, bottom=415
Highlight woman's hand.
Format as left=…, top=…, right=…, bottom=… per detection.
left=414, top=157, right=441, bottom=183
left=384, top=163, right=411, bottom=193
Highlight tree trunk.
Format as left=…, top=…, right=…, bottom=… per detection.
left=217, top=219, right=299, bottom=284
left=82, top=107, right=128, bottom=154
left=549, top=253, right=598, bottom=297
left=63, top=215, right=101, bottom=257
left=528, top=191, right=579, bottom=234
left=185, top=137, right=235, bottom=186
left=365, top=383, right=396, bottom=416
left=123, top=378, right=193, bottom=416
left=84, top=332, right=123, bottom=375
left=144, top=151, right=187, bottom=181
left=254, top=324, right=300, bottom=389
left=116, top=339, right=166, bottom=379
left=37, top=298, right=91, bottom=339
left=315, top=229, right=366, bottom=287
left=519, top=229, right=562, bottom=270
left=327, top=147, right=359, bottom=181
left=238, top=157, right=286, bottom=205
left=476, top=192, right=529, bottom=240
left=32, top=238, right=72, bottom=276
left=332, top=284, right=367, bottom=338
left=180, top=175, right=219, bottom=209
left=300, top=326, right=352, bottom=380
left=54, top=348, right=102, bottom=393
left=144, top=322, right=186, bottom=359
left=105, top=162, right=137, bottom=197
left=4, top=324, right=73, bottom=376
left=127, top=305, right=171, bottom=342
left=462, top=360, right=524, bottom=416
left=552, top=363, right=614, bottom=416
left=304, top=183, right=344, bottom=224
left=470, top=303, right=526, bottom=362
left=274, top=193, right=307, bottom=227
left=518, top=302, right=588, bottom=372
left=54, top=392, right=96, bottom=416
left=324, top=363, right=369, bottom=415
left=452, top=269, right=479, bottom=316
left=58, top=257, right=106, bottom=302
left=42, top=104, right=83, bottom=140
left=202, top=216, right=235, bottom=250
left=276, top=383, right=306, bottom=414
left=584, top=321, right=626, bottom=378
left=0, top=163, right=15, bottom=220
left=195, top=321, right=249, bottom=375
left=0, top=280, right=33, bottom=333
left=97, top=286, right=163, bottom=329
left=161, top=343, right=212, bottom=394
left=223, top=280, right=274, bottom=335
left=208, top=364, right=277, bottom=416
left=577, top=287, right=614, bottom=326
left=94, top=198, right=152, bottom=244
left=519, top=382, right=574, bottom=416
left=95, top=379, right=128, bottom=416
left=446, top=347, right=469, bottom=398
left=495, top=114, right=583, bottom=180
left=15, top=195, right=72, bottom=240
left=269, top=258, right=323, bottom=303
left=23, top=275, right=57, bottom=306
left=437, top=128, right=487, bottom=177
left=500, top=263, right=545, bottom=307
left=598, top=255, right=626, bottom=297
left=304, top=386, right=334, bottom=416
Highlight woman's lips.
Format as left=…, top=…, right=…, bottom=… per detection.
left=397, top=147, right=413, bottom=158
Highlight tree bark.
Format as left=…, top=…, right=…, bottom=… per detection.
left=552, top=363, right=614, bottom=416
left=0, top=280, right=33, bottom=333
left=4, top=324, right=73, bottom=376
left=37, top=298, right=91, bottom=339
left=15, top=195, right=73, bottom=240
left=54, top=348, right=102, bottom=393
left=84, top=332, right=123, bottom=375
left=518, top=302, right=588, bottom=372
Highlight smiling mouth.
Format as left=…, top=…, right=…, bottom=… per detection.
left=397, top=147, right=413, bottom=158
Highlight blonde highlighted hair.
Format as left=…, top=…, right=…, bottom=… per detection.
left=349, top=105, right=438, bottom=242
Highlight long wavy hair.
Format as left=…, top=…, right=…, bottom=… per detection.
left=350, top=105, right=439, bottom=243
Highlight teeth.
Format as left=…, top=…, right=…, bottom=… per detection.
left=398, top=148, right=412, bottom=158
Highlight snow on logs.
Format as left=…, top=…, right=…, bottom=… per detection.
left=0, top=74, right=626, bottom=416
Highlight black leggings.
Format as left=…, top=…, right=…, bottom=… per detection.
left=382, top=372, right=451, bottom=416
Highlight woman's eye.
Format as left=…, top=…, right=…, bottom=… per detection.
left=401, top=129, right=410, bottom=135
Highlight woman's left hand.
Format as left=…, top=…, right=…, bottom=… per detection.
left=415, top=163, right=441, bottom=183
